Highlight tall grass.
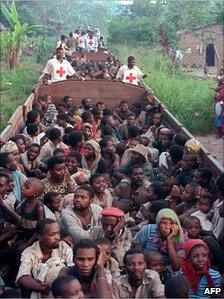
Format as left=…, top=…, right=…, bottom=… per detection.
left=111, top=44, right=215, bottom=134
left=0, top=56, right=42, bottom=133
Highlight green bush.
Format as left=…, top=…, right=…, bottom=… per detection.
left=0, top=56, right=42, bottom=133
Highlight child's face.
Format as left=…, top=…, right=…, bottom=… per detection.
left=50, top=196, right=61, bottom=212
left=190, top=246, right=208, bottom=270
left=149, top=255, right=164, bottom=274
left=65, top=280, right=84, bottom=299
left=7, top=176, right=14, bottom=193
left=0, top=176, right=9, bottom=196
left=140, top=137, right=150, bottom=147
left=182, top=185, right=195, bottom=202
left=164, top=178, right=176, bottom=193
left=21, top=180, right=41, bottom=199
left=153, top=114, right=161, bottom=126
left=46, top=95, right=52, bottom=103
left=66, top=156, right=79, bottom=173
left=105, top=140, right=115, bottom=154
left=185, top=219, right=201, bottom=238
left=198, top=198, right=212, bottom=214
left=128, top=139, right=139, bottom=148
left=146, top=96, right=154, bottom=106
left=193, top=171, right=204, bottom=186
left=146, top=186, right=157, bottom=201
left=74, top=120, right=82, bottom=131
left=83, top=127, right=92, bottom=138
left=92, top=176, right=107, bottom=194
left=120, top=103, right=128, bottom=112
left=127, top=116, right=135, bottom=126
left=181, top=155, right=194, bottom=171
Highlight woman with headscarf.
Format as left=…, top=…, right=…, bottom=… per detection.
left=133, top=208, right=188, bottom=270
left=180, top=239, right=222, bottom=298
left=81, top=140, right=107, bottom=175
left=0, top=141, right=25, bottom=174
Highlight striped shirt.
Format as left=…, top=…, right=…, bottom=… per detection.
left=133, top=224, right=186, bottom=265
left=179, top=268, right=222, bottom=298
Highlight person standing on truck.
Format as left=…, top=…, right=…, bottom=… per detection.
left=116, top=56, right=147, bottom=85
left=38, top=47, right=76, bottom=84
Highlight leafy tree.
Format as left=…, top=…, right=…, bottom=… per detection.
left=107, top=0, right=223, bottom=47
left=0, top=1, right=42, bottom=69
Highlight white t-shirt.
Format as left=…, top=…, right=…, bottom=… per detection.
left=191, top=210, right=213, bottom=231
left=212, top=198, right=224, bottom=238
left=42, top=58, right=75, bottom=83
left=78, top=35, right=85, bottom=48
left=116, top=65, right=143, bottom=85
left=215, top=101, right=223, bottom=117
left=85, top=36, right=98, bottom=52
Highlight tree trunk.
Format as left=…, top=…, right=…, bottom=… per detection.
left=8, top=48, right=20, bottom=69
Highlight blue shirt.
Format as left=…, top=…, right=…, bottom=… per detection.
left=180, top=268, right=222, bottom=298
left=133, top=224, right=186, bottom=265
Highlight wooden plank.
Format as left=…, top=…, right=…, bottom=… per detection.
left=0, top=125, right=13, bottom=143
left=6, top=106, right=24, bottom=138
left=23, top=93, right=34, bottom=119
left=35, top=80, right=147, bottom=107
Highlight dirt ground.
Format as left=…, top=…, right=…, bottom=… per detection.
left=196, top=133, right=224, bottom=166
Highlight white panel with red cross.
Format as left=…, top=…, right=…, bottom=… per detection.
left=123, top=69, right=138, bottom=85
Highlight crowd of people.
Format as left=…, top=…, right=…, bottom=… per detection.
left=38, top=26, right=146, bottom=84
left=56, top=27, right=107, bottom=54
left=0, top=30, right=224, bottom=299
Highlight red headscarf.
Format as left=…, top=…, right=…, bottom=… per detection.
left=181, top=239, right=214, bottom=293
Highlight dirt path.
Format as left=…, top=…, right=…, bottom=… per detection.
left=196, top=133, right=224, bottom=166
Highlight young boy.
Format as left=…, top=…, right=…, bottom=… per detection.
left=43, top=192, right=61, bottom=221
left=147, top=251, right=172, bottom=284
left=17, top=178, right=45, bottom=241
left=175, top=182, right=199, bottom=216
left=95, top=237, right=120, bottom=280
left=164, top=275, right=189, bottom=298
left=191, top=193, right=214, bottom=232
left=51, top=276, right=84, bottom=299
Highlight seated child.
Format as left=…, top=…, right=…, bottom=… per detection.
left=175, top=182, right=199, bottom=216
left=43, top=192, right=61, bottom=221
left=147, top=251, right=172, bottom=284
left=51, top=275, right=84, bottom=299
left=191, top=193, right=213, bottom=232
left=16, top=178, right=45, bottom=241
left=183, top=215, right=224, bottom=274
left=65, top=151, right=90, bottom=188
left=164, top=275, right=189, bottom=298
left=95, top=237, right=120, bottom=280
left=192, top=168, right=212, bottom=192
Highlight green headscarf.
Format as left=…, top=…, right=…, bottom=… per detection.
left=156, top=208, right=184, bottom=244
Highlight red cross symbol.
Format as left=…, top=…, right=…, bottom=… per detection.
left=56, top=67, right=66, bottom=77
left=89, top=39, right=94, bottom=46
left=125, top=73, right=137, bottom=83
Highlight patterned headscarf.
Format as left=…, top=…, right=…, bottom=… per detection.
left=0, top=141, right=18, bottom=153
